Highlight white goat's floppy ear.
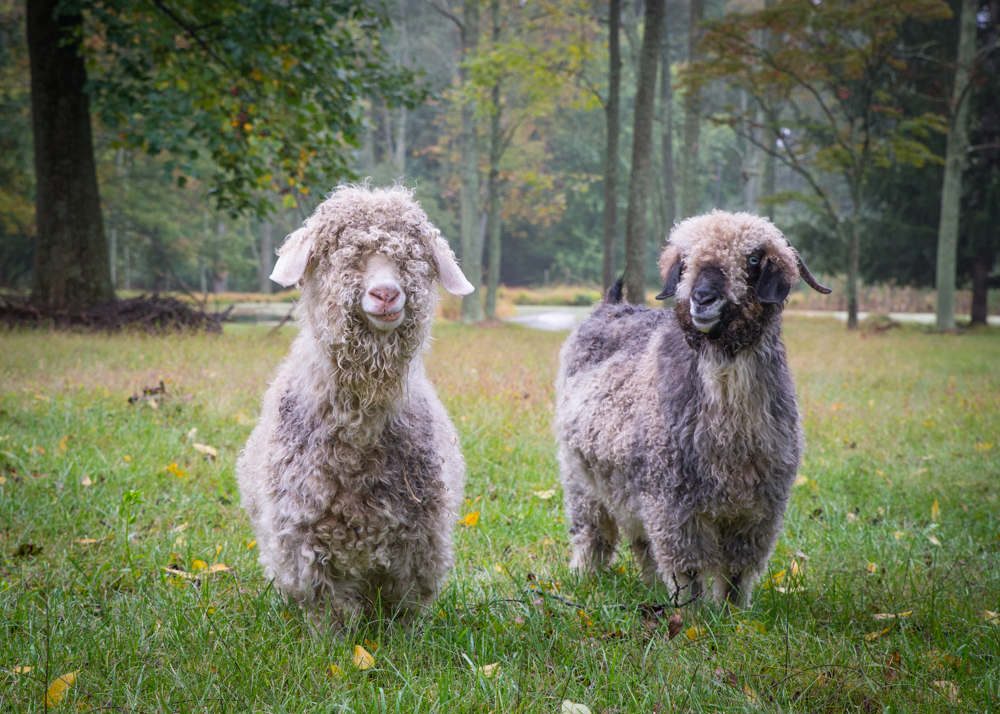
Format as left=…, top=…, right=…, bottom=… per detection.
left=270, top=226, right=314, bottom=287
left=431, top=236, right=474, bottom=296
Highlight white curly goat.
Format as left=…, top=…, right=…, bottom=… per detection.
left=237, top=185, right=474, bottom=630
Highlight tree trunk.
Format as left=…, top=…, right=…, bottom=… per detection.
left=970, top=245, right=991, bottom=325
left=935, top=0, right=977, bottom=331
left=846, top=202, right=860, bottom=330
left=459, top=0, right=483, bottom=323
left=394, top=0, right=408, bottom=175
left=659, top=3, right=675, bottom=236
left=258, top=220, right=273, bottom=294
left=680, top=0, right=705, bottom=219
left=485, top=0, right=502, bottom=320
left=624, top=0, right=664, bottom=304
left=741, top=91, right=761, bottom=212
left=602, top=0, right=622, bottom=292
left=27, top=0, right=112, bottom=310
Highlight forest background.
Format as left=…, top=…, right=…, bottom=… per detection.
left=0, top=0, right=997, bottom=327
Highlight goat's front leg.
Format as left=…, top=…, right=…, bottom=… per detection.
left=561, top=451, right=619, bottom=573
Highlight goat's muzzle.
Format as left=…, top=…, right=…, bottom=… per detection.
left=689, top=267, right=727, bottom=333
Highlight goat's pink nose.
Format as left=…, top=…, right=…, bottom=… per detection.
left=368, top=285, right=400, bottom=306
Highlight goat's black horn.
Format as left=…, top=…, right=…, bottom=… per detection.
left=793, top=249, right=832, bottom=294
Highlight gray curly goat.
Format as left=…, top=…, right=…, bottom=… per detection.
left=555, top=210, right=831, bottom=607
left=237, top=185, right=473, bottom=629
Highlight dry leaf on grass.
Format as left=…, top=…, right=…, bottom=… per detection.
left=985, top=610, right=1000, bottom=625
left=161, top=563, right=230, bottom=579
left=884, top=651, right=902, bottom=684
left=866, top=563, right=878, bottom=574
left=80, top=475, right=94, bottom=487
left=667, top=613, right=684, bottom=640
left=933, top=680, right=961, bottom=702
left=352, top=645, right=375, bottom=671
left=561, top=701, right=592, bottom=714
left=11, top=665, right=33, bottom=674
left=686, top=625, right=706, bottom=641
left=458, top=511, right=480, bottom=527
left=926, top=534, right=942, bottom=547
left=743, top=684, right=762, bottom=707
left=532, top=489, right=556, bottom=499
left=864, top=627, right=892, bottom=642
left=477, top=662, right=500, bottom=677
left=43, top=672, right=77, bottom=708
left=930, top=499, right=940, bottom=522
left=192, top=443, right=218, bottom=458
left=74, top=535, right=112, bottom=546
left=327, top=664, right=343, bottom=678
left=57, top=435, right=68, bottom=452
left=873, top=611, right=912, bottom=620
left=364, top=639, right=379, bottom=653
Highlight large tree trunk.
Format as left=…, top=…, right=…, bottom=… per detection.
left=602, top=0, right=622, bottom=292
left=679, top=0, right=704, bottom=219
left=935, top=0, right=977, bottom=331
left=459, top=0, right=483, bottom=323
left=659, top=4, right=675, bottom=237
left=485, top=0, right=502, bottom=320
left=27, top=0, right=112, bottom=310
left=969, top=245, right=992, bottom=325
left=258, top=220, right=273, bottom=294
left=624, top=0, right=664, bottom=304
left=846, top=198, right=861, bottom=331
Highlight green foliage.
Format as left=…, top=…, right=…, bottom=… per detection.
left=82, top=0, right=426, bottom=218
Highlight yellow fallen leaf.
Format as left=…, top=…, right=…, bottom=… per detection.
left=206, top=563, right=230, bottom=574
left=924, top=649, right=965, bottom=671
left=193, top=443, right=218, bottom=458
left=57, top=436, right=68, bottom=452
left=327, top=664, right=343, bottom=678
left=873, top=611, right=912, bottom=620
left=11, top=665, right=33, bottom=674
left=974, top=442, right=993, bottom=452
left=477, top=662, right=500, bottom=677
left=161, top=563, right=230, bottom=579
left=43, top=672, right=77, bottom=708
left=364, top=639, right=379, bottom=653
left=927, top=534, right=942, bottom=547
left=760, top=569, right=785, bottom=589
left=866, top=563, right=878, bottom=574
left=247, top=540, right=257, bottom=549
left=458, top=511, right=480, bottom=527
left=789, top=558, right=802, bottom=577
left=532, top=489, right=556, bottom=499
left=930, top=499, right=940, bottom=522
left=863, top=627, right=892, bottom=642
left=561, top=701, right=592, bottom=714
left=984, top=610, right=999, bottom=625
left=191, top=559, right=207, bottom=571
left=80, top=476, right=94, bottom=487
left=893, top=530, right=908, bottom=540
left=933, top=680, right=961, bottom=703
left=74, top=535, right=111, bottom=546
left=164, top=463, right=187, bottom=478
left=846, top=512, right=857, bottom=523
left=737, top=620, right=767, bottom=635
left=685, top=625, right=706, bottom=640
left=774, top=586, right=806, bottom=594
left=793, top=474, right=808, bottom=487
left=123, top=455, right=131, bottom=463
left=744, top=684, right=761, bottom=707
left=352, top=645, right=374, bottom=671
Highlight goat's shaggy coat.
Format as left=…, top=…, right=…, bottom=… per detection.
left=555, top=210, right=830, bottom=606
left=237, top=186, right=473, bottom=628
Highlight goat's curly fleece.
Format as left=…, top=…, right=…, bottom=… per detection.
left=555, top=211, right=804, bottom=607
left=237, top=186, right=465, bottom=629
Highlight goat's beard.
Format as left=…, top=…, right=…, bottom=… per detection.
left=676, top=298, right=781, bottom=358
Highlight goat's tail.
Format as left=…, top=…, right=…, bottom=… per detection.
left=605, top=273, right=626, bottom=304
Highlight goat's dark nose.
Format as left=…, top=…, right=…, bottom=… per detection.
left=692, top=285, right=719, bottom=306
left=369, top=286, right=400, bottom=306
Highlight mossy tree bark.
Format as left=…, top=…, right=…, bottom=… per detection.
left=623, top=0, right=663, bottom=305
left=484, top=0, right=502, bottom=320
left=601, top=0, right=622, bottom=292
left=659, top=4, right=675, bottom=238
left=935, top=0, right=977, bottom=331
left=27, top=0, right=112, bottom=310
left=679, top=0, right=704, bottom=219
left=458, top=0, right=483, bottom=323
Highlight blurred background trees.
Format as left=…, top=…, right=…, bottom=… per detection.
left=1, top=0, right=997, bottom=325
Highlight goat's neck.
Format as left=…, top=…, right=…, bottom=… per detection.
left=692, top=338, right=778, bottom=473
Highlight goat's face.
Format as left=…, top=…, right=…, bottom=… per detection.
left=359, top=253, right=407, bottom=332
left=657, top=211, right=829, bottom=350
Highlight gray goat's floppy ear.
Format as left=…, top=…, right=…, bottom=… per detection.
left=431, top=236, right=474, bottom=296
left=270, top=226, right=314, bottom=287
left=656, top=245, right=683, bottom=299
left=755, top=259, right=791, bottom=304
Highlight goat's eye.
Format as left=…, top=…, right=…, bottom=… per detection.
left=748, top=256, right=760, bottom=266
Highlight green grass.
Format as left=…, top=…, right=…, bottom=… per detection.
left=1, top=319, right=999, bottom=712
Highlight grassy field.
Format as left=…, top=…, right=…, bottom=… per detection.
left=1, top=318, right=999, bottom=713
